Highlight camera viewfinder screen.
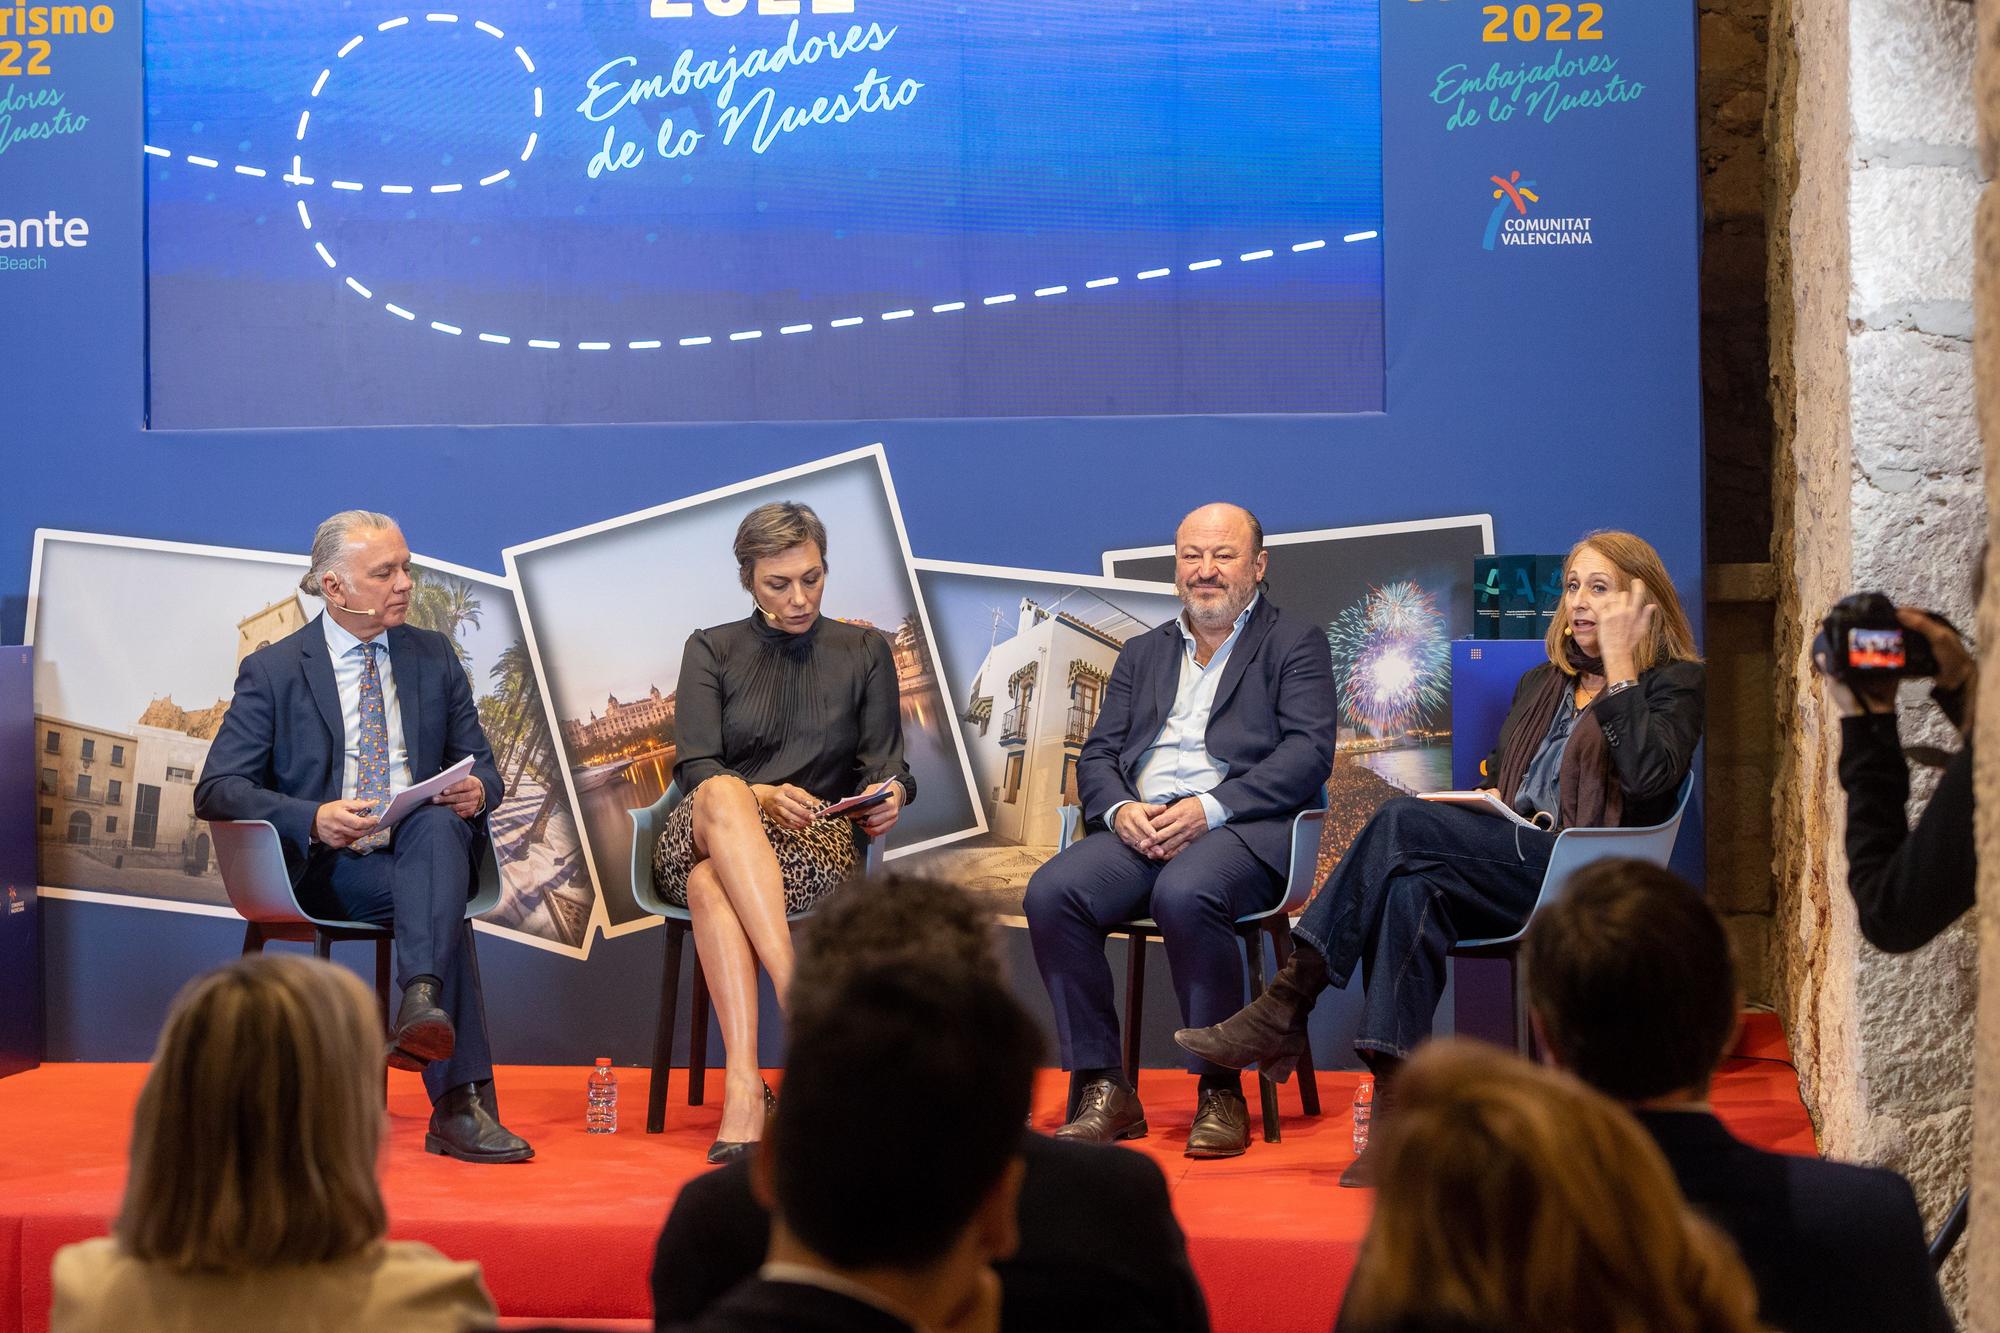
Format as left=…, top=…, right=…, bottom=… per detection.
left=1848, top=628, right=1906, bottom=671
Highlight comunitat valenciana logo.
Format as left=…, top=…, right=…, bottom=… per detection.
left=1482, top=170, right=1594, bottom=250
left=0, top=209, right=89, bottom=270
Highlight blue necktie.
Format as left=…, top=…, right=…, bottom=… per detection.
left=352, top=641, right=393, bottom=853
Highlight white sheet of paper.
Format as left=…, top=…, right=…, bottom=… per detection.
left=373, top=754, right=478, bottom=830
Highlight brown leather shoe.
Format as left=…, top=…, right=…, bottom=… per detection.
left=1339, top=1144, right=1376, bottom=1187
left=1174, top=944, right=1328, bottom=1083
left=1055, top=1077, right=1147, bottom=1143
left=1185, top=1086, right=1251, bottom=1159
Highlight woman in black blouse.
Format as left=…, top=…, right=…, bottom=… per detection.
left=653, top=501, right=915, bottom=1162
left=1177, top=530, right=1703, bottom=1184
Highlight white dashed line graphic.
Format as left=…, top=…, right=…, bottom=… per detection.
left=142, top=13, right=1380, bottom=354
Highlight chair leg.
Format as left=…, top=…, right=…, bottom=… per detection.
left=688, top=949, right=711, bottom=1108
left=1510, top=949, right=1533, bottom=1059
left=650, top=923, right=685, bottom=1134
left=1272, top=927, right=1322, bottom=1117
left=373, top=939, right=393, bottom=1028
left=241, top=922, right=265, bottom=955
left=1244, top=929, right=1281, bottom=1144
left=1121, top=933, right=1147, bottom=1090
left=312, top=931, right=332, bottom=960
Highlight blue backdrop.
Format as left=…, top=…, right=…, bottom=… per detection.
left=2, top=0, right=1702, bottom=1069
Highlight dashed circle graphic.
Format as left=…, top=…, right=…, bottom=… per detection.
left=143, top=13, right=1381, bottom=353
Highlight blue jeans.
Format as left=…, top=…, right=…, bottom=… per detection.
left=1291, top=796, right=1553, bottom=1061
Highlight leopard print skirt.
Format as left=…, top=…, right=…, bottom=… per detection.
left=651, top=792, right=860, bottom=915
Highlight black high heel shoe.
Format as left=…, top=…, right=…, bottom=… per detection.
left=706, top=1082, right=778, bottom=1165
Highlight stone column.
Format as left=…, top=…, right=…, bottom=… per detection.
left=1769, top=0, right=1983, bottom=1313
left=1969, top=0, right=1999, bottom=1322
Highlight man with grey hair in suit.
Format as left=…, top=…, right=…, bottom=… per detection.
left=196, top=510, right=531, bottom=1163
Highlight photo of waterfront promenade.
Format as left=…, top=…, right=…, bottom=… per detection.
left=508, top=450, right=983, bottom=932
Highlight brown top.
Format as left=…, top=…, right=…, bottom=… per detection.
left=51, top=1238, right=495, bottom=1333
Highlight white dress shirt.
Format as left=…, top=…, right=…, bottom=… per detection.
left=1108, top=594, right=1259, bottom=831
left=322, top=613, right=414, bottom=800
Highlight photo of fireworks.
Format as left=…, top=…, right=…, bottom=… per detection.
left=1328, top=581, right=1451, bottom=739
left=1104, top=515, right=1491, bottom=900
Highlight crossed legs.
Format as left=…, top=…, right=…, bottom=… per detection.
left=684, top=775, right=795, bottom=1142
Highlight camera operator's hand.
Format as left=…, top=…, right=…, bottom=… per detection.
left=1814, top=650, right=1898, bottom=717
left=1898, top=608, right=1974, bottom=692
left=1900, top=608, right=1977, bottom=732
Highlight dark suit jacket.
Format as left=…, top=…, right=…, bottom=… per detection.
left=668, top=1278, right=914, bottom=1333
left=652, top=1133, right=1210, bottom=1333
left=1636, top=1110, right=1951, bottom=1333
left=194, top=614, right=503, bottom=882
left=1077, top=596, right=1336, bottom=873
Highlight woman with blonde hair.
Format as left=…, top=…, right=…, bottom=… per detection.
left=1179, top=530, right=1704, bottom=1183
left=1338, top=1040, right=1761, bottom=1333
left=51, top=955, right=494, bottom=1332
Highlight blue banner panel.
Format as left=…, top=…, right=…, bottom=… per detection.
left=1, top=0, right=1703, bottom=1066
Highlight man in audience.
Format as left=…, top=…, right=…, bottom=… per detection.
left=671, top=960, right=1037, bottom=1332
left=1522, top=859, right=1951, bottom=1333
left=653, top=874, right=1210, bottom=1332
left=195, top=509, right=530, bottom=1163
left=1024, top=502, right=1336, bottom=1157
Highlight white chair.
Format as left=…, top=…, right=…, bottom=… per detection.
left=1450, top=773, right=1697, bottom=1054
left=211, top=817, right=501, bottom=1023
left=628, top=781, right=884, bottom=1134
left=1056, top=802, right=1326, bottom=1144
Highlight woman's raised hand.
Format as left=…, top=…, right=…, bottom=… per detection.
left=1595, top=577, right=1656, bottom=678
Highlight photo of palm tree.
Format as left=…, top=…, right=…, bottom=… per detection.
left=404, top=566, right=594, bottom=952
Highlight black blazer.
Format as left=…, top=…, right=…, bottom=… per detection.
left=1636, top=1110, right=1951, bottom=1333
left=1481, top=658, right=1704, bottom=828
left=194, top=615, right=503, bottom=882
left=669, top=1279, right=914, bottom=1333
left=652, top=1133, right=1210, bottom=1333
left=1077, top=596, right=1336, bottom=873
left=1838, top=713, right=1975, bottom=952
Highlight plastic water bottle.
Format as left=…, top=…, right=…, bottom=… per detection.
left=587, top=1058, right=618, bottom=1134
left=1351, top=1078, right=1374, bottom=1154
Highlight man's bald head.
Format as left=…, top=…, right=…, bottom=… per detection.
left=1175, top=503, right=1263, bottom=555
left=1173, top=503, right=1268, bottom=633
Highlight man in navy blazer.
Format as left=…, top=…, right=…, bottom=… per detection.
left=1025, top=503, right=1336, bottom=1159
left=195, top=510, right=532, bottom=1163
left=1525, top=861, right=1951, bottom=1333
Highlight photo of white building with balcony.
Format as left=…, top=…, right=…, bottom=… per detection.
left=960, top=594, right=1155, bottom=849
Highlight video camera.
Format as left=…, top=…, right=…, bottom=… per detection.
left=1812, top=593, right=1943, bottom=683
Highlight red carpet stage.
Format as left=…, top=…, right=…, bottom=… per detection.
left=1, top=1016, right=1814, bottom=1333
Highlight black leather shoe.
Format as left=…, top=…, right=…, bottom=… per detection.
left=1185, top=1086, right=1251, bottom=1159
left=387, top=978, right=454, bottom=1072
left=1055, top=1077, right=1147, bottom=1143
left=1174, top=944, right=1329, bottom=1083
left=707, top=1082, right=777, bottom=1165
left=425, top=1081, right=533, bottom=1164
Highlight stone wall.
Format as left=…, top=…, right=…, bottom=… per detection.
left=1968, top=1, right=1999, bottom=1323
left=1700, top=0, right=1778, bottom=1004
left=1768, top=0, right=1983, bottom=1311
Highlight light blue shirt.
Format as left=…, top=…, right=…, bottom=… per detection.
left=321, top=612, right=413, bottom=801
left=1109, top=595, right=1259, bottom=831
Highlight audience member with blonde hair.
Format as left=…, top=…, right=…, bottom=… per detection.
left=1337, top=1040, right=1761, bottom=1333
left=51, top=955, right=495, bottom=1332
